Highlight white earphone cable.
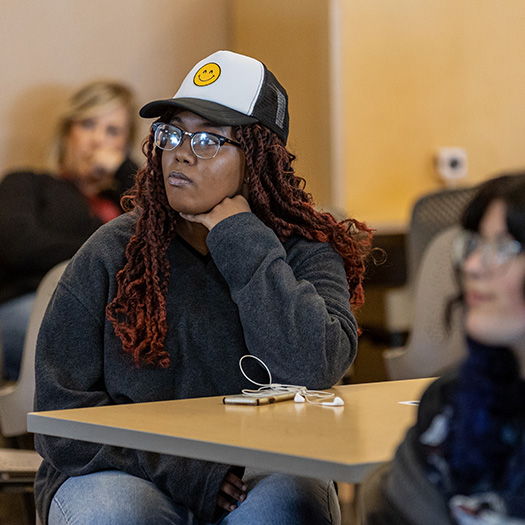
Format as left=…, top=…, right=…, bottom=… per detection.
left=238, top=355, right=343, bottom=407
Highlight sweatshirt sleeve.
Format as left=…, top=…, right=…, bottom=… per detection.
left=33, top=257, right=232, bottom=522
left=206, top=212, right=357, bottom=389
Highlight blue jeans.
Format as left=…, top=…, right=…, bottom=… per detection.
left=0, top=292, right=35, bottom=381
left=48, top=469, right=341, bottom=524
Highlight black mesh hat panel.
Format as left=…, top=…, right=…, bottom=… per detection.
left=251, top=67, right=289, bottom=144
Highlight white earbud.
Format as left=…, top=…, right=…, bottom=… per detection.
left=294, top=393, right=306, bottom=403
left=321, top=396, right=344, bottom=407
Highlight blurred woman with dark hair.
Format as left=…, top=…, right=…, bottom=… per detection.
left=360, top=174, right=525, bottom=524
left=34, top=51, right=371, bottom=524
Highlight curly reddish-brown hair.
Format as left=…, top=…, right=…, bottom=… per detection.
left=106, top=122, right=372, bottom=368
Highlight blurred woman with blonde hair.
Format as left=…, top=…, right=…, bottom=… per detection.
left=0, top=79, right=138, bottom=381
left=48, top=80, right=137, bottom=204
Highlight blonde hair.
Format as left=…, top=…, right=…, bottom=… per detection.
left=48, top=80, right=136, bottom=172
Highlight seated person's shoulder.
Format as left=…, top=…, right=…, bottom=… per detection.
left=68, top=212, right=137, bottom=264
left=61, top=213, right=139, bottom=295
left=0, top=169, right=50, bottom=186
left=415, top=369, right=459, bottom=435
left=83, top=212, right=138, bottom=251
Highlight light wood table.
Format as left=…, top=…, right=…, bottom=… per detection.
left=28, top=378, right=433, bottom=483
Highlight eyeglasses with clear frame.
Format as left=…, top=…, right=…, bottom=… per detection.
left=152, top=122, right=242, bottom=160
left=453, top=229, right=523, bottom=272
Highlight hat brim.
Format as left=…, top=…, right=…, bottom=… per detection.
left=139, top=98, right=258, bottom=127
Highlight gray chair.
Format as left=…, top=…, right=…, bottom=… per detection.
left=0, top=260, right=69, bottom=440
left=358, top=186, right=477, bottom=356
left=0, top=260, right=69, bottom=525
left=380, top=186, right=477, bottom=377
left=383, top=227, right=466, bottom=379
left=407, top=186, right=477, bottom=282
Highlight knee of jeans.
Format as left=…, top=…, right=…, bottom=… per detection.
left=269, top=473, right=325, bottom=492
left=50, top=471, right=178, bottom=524
left=284, top=477, right=339, bottom=523
left=256, top=474, right=335, bottom=506
left=252, top=475, right=339, bottom=524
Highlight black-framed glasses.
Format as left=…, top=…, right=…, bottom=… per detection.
left=152, top=122, right=242, bottom=160
left=453, top=229, right=523, bottom=271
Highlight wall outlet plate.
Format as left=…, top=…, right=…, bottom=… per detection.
left=435, top=147, right=468, bottom=184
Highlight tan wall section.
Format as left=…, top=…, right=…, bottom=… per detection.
left=0, top=0, right=230, bottom=177
left=342, top=1, right=525, bottom=226
left=230, top=0, right=333, bottom=210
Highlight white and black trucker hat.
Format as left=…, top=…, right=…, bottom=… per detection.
left=140, top=50, right=289, bottom=144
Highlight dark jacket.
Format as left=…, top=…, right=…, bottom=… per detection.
left=34, top=211, right=358, bottom=524
left=0, top=160, right=136, bottom=304
left=360, top=369, right=525, bottom=524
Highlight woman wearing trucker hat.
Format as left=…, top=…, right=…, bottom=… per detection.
left=34, top=50, right=371, bottom=524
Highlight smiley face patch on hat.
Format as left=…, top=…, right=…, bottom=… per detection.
left=139, top=50, right=289, bottom=144
left=193, top=63, right=221, bottom=86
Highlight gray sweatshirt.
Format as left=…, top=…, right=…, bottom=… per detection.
left=34, top=211, right=357, bottom=523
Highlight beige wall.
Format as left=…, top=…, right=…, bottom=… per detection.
left=231, top=0, right=333, bottom=210
left=0, top=0, right=231, bottom=177
left=342, top=0, right=525, bottom=226
left=231, top=1, right=525, bottom=226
